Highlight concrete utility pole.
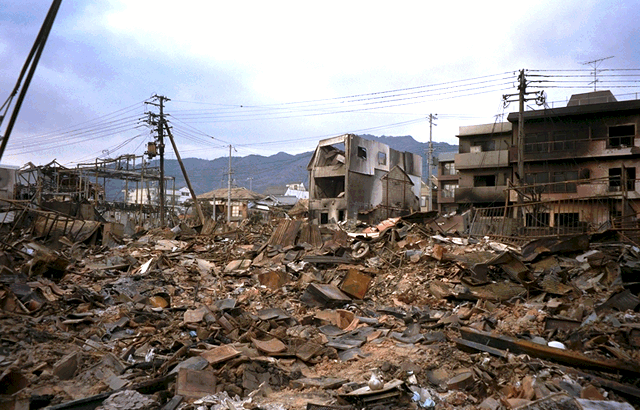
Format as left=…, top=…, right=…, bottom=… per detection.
left=427, top=114, right=437, bottom=211
left=503, top=70, right=545, bottom=219
left=158, top=96, right=166, bottom=228
left=164, top=123, right=206, bottom=226
left=227, top=144, right=233, bottom=225
left=145, top=95, right=169, bottom=227
left=246, top=177, right=253, bottom=191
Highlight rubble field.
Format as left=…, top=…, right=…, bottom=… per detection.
left=2, top=214, right=640, bottom=410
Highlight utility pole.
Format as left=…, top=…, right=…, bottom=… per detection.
left=227, top=145, right=234, bottom=225
left=0, top=0, right=62, bottom=161
left=426, top=114, right=437, bottom=211
left=145, top=95, right=169, bottom=228
left=247, top=177, right=253, bottom=191
left=164, top=122, right=206, bottom=226
left=503, top=70, right=545, bottom=217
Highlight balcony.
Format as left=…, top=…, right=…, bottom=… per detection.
left=455, top=150, right=510, bottom=170
left=455, top=186, right=507, bottom=203
left=517, top=137, right=640, bottom=162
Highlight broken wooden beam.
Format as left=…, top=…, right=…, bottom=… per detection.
left=459, top=327, right=640, bottom=378
left=453, top=336, right=640, bottom=402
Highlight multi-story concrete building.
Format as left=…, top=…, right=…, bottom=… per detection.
left=438, top=91, right=640, bottom=238
left=307, top=134, right=422, bottom=224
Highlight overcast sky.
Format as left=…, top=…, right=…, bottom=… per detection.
left=2, top=0, right=640, bottom=167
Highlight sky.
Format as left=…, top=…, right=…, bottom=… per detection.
left=1, top=0, right=640, bottom=167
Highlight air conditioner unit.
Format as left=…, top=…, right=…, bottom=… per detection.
left=0, top=166, right=17, bottom=201
left=470, top=146, right=482, bottom=153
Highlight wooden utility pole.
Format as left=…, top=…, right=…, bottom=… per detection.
left=164, top=123, right=206, bottom=225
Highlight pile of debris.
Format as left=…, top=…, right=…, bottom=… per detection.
left=1, top=213, right=640, bottom=410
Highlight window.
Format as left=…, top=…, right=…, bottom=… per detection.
left=551, top=171, right=577, bottom=193
left=472, top=139, right=495, bottom=152
left=420, top=195, right=427, bottom=207
left=377, top=151, right=386, bottom=165
left=474, top=175, right=496, bottom=187
left=524, top=132, right=549, bottom=153
left=338, top=210, right=345, bottom=221
left=552, top=131, right=576, bottom=152
left=442, top=162, right=456, bottom=176
left=231, top=205, right=241, bottom=217
left=441, top=183, right=458, bottom=198
left=357, top=146, right=367, bottom=159
left=320, top=212, right=329, bottom=224
left=609, top=125, right=635, bottom=148
left=609, top=167, right=636, bottom=191
left=554, top=213, right=580, bottom=227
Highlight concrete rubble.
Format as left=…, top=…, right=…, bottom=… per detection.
left=1, top=212, right=640, bottom=410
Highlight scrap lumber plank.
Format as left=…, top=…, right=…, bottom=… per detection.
left=453, top=336, right=640, bottom=402
left=459, top=327, right=640, bottom=377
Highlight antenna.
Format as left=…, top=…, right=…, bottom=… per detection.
left=582, top=56, right=614, bottom=91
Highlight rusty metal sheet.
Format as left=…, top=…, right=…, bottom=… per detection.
left=267, top=219, right=303, bottom=247
left=176, top=368, right=217, bottom=399
left=300, top=283, right=352, bottom=308
left=596, top=289, right=640, bottom=313
left=298, top=222, right=323, bottom=247
left=340, top=269, right=372, bottom=299
left=539, top=273, right=574, bottom=295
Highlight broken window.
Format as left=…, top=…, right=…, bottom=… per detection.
left=320, top=212, right=329, bottom=224
left=442, top=163, right=456, bottom=176
left=474, top=175, right=495, bottom=187
left=554, top=212, right=580, bottom=227
left=609, top=125, right=635, bottom=148
left=472, top=139, right=495, bottom=152
left=524, top=132, right=549, bottom=153
left=377, top=151, right=386, bottom=165
left=524, top=172, right=550, bottom=194
left=551, top=171, right=577, bottom=193
left=231, top=205, right=241, bottom=217
left=357, top=146, right=367, bottom=159
left=338, top=210, right=345, bottom=221
left=441, top=183, right=457, bottom=198
left=609, top=167, right=636, bottom=191
left=552, top=131, right=576, bottom=152
left=314, top=176, right=345, bottom=198
left=317, top=145, right=346, bottom=167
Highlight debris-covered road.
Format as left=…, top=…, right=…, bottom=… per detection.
left=2, top=214, right=640, bottom=410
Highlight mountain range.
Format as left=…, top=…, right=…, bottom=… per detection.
left=140, top=134, right=457, bottom=196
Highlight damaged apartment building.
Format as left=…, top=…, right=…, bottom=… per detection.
left=307, top=134, right=422, bottom=225
left=440, top=90, right=640, bottom=240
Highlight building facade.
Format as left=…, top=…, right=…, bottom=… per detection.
left=307, top=134, right=422, bottom=224
left=439, top=91, right=640, bottom=238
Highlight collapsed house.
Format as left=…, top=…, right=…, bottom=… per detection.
left=307, top=134, right=422, bottom=225
left=197, top=187, right=265, bottom=222
left=0, top=156, right=176, bottom=241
